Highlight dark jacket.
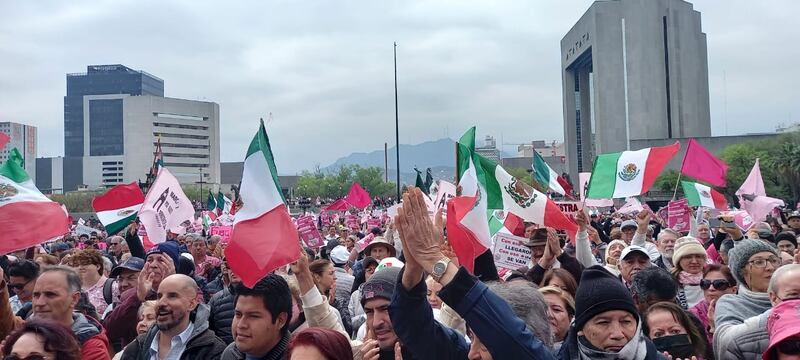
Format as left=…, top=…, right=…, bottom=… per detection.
left=221, top=331, right=290, bottom=360
left=558, top=325, right=667, bottom=360
left=120, top=303, right=225, bottom=360
left=389, top=267, right=469, bottom=360
left=208, top=286, right=235, bottom=344
left=438, top=266, right=556, bottom=359
left=525, top=252, right=585, bottom=285
left=104, top=287, right=154, bottom=351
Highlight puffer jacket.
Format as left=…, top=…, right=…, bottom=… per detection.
left=71, top=313, right=112, bottom=360
left=120, top=303, right=226, bottom=360
left=208, top=286, right=235, bottom=344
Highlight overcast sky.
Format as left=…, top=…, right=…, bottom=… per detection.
left=1, top=1, right=797, bottom=174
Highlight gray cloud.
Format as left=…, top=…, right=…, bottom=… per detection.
left=0, top=0, right=797, bottom=174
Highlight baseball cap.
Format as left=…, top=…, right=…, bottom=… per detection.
left=621, top=220, right=638, bottom=230
left=787, top=211, right=800, bottom=220
left=620, top=245, right=649, bottom=260
left=376, top=257, right=404, bottom=272
left=329, top=245, right=350, bottom=265
left=110, top=257, right=145, bottom=278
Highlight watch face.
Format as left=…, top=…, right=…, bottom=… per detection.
left=433, top=262, right=446, bottom=275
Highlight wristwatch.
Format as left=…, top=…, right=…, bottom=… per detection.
left=431, top=257, right=452, bottom=281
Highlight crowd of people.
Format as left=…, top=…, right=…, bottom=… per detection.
left=1, top=188, right=799, bottom=359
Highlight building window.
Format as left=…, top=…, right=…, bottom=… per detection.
left=161, top=153, right=209, bottom=159
left=163, top=163, right=209, bottom=168
left=153, top=132, right=209, bottom=140
left=156, top=142, right=210, bottom=149
left=89, top=99, right=124, bottom=156
left=153, top=122, right=209, bottom=130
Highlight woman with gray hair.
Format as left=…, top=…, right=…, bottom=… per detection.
left=713, top=239, right=780, bottom=358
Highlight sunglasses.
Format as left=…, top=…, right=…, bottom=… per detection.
left=7, top=283, right=28, bottom=291
left=4, top=355, right=47, bottom=360
left=778, top=339, right=800, bottom=355
left=699, top=279, right=732, bottom=291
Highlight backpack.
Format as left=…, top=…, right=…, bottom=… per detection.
left=102, top=277, right=115, bottom=305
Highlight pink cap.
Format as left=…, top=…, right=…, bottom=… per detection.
left=763, top=299, right=800, bottom=360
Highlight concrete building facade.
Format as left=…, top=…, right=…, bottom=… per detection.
left=0, top=121, right=37, bottom=180
left=35, top=156, right=64, bottom=194
left=562, top=0, right=711, bottom=180
left=78, top=94, right=220, bottom=189
left=61, top=65, right=219, bottom=191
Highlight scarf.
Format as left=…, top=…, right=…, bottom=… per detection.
left=577, top=320, right=647, bottom=360
left=678, top=271, right=702, bottom=285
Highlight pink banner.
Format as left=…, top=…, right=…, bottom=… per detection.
left=296, top=216, right=324, bottom=248
left=210, top=225, right=233, bottom=243
left=667, top=199, right=690, bottom=233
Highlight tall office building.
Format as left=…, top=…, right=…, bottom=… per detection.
left=62, top=65, right=219, bottom=191
left=561, top=0, right=711, bottom=181
left=0, top=121, right=37, bottom=180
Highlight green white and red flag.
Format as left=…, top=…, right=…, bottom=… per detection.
left=587, top=142, right=680, bottom=199
left=532, top=151, right=571, bottom=196
left=226, top=120, right=301, bottom=287
left=0, top=149, right=70, bottom=254
left=681, top=181, right=728, bottom=210
left=92, top=182, right=144, bottom=236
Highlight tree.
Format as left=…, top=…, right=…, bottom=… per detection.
left=295, top=165, right=395, bottom=199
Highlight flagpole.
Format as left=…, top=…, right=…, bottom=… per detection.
left=394, top=42, right=401, bottom=201
left=672, top=142, right=688, bottom=200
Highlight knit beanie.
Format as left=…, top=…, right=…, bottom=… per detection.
left=672, top=236, right=706, bottom=266
left=574, top=265, right=639, bottom=331
left=145, top=241, right=181, bottom=267
left=361, top=266, right=401, bottom=306
left=775, top=232, right=798, bottom=248
left=727, top=239, right=779, bottom=286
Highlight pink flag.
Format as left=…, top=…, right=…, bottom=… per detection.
left=344, top=182, right=371, bottom=209
left=138, top=168, right=195, bottom=244
left=680, top=139, right=728, bottom=187
left=0, top=132, right=9, bottom=150
left=736, top=159, right=766, bottom=198
left=735, top=159, right=783, bottom=222
left=617, top=197, right=644, bottom=215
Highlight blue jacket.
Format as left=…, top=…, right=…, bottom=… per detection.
left=438, top=267, right=556, bottom=360
left=389, top=268, right=469, bottom=360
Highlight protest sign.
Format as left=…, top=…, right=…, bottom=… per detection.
left=433, top=180, right=457, bottom=215
left=74, top=224, right=96, bottom=236
left=668, top=199, right=690, bottom=232
left=138, top=168, right=194, bottom=244
left=297, top=215, right=324, bottom=248
left=209, top=225, right=233, bottom=243
left=491, top=232, right=532, bottom=270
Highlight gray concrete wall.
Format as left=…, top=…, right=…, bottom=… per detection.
left=562, top=0, right=711, bottom=181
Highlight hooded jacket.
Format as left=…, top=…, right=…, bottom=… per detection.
left=120, top=303, right=226, bottom=360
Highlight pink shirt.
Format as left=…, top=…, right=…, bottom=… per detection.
left=85, top=276, right=109, bottom=315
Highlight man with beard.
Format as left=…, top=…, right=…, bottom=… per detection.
left=209, top=260, right=242, bottom=344
left=121, top=274, right=225, bottom=359
left=652, top=229, right=679, bottom=271
left=104, top=243, right=179, bottom=355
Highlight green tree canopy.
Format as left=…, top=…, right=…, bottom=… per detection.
left=295, top=165, right=395, bottom=198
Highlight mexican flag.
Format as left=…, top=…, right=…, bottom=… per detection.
left=587, top=142, right=680, bottom=199
left=216, top=191, right=232, bottom=215
left=92, top=183, right=145, bottom=235
left=206, top=190, right=217, bottom=211
left=452, top=128, right=577, bottom=271
left=226, top=120, right=301, bottom=287
left=532, top=151, right=570, bottom=196
left=201, top=210, right=217, bottom=229
left=0, top=150, right=70, bottom=254
left=681, top=181, right=728, bottom=210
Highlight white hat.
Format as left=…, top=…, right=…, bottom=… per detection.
left=376, top=257, right=404, bottom=271
left=330, top=245, right=350, bottom=265
left=620, top=245, right=649, bottom=260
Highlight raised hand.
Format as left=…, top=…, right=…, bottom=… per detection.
left=636, top=210, right=651, bottom=234
left=576, top=209, right=590, bottom=232
left=394, top=188, right=445, bottom=273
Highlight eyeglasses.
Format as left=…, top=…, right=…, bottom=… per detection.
left=777, top=339, right=800, bottom=355
left=699, top=279, right=732, bottom=291
left=4, top=354, right=47, bottom=360
left=747, top=256, right=780, bottom=268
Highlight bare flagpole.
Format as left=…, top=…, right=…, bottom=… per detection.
left=394, top=42, right=401, bottom=200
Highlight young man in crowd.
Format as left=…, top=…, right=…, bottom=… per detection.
left=221, top=274, right=294, bottom=360
left=7, top=260, right=38, bottom=315
left=121, top=274, right=225, bottom=359
left=209, top=261, right=242, bottom=344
